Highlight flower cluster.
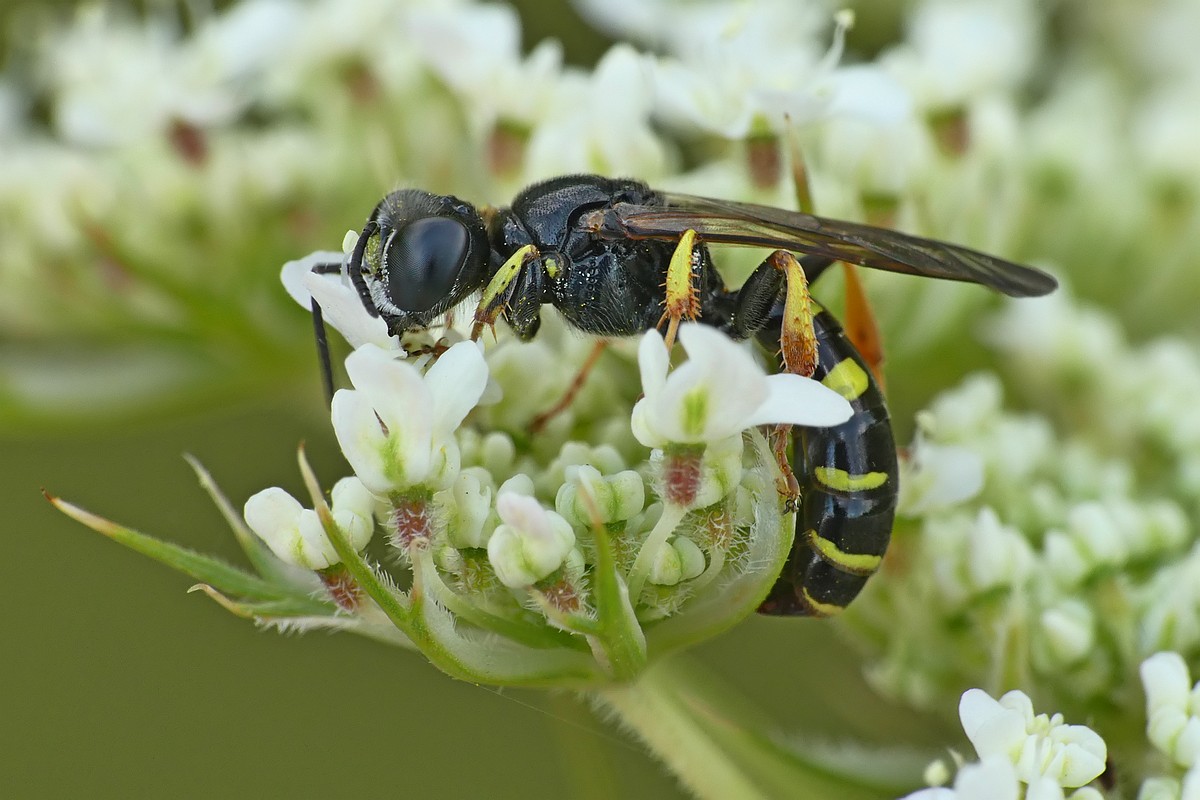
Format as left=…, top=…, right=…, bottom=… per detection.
left=7, top=0, right=1200, bottom=427
left=29, top=0, right=1200, bottom=795
left=904, top=654, right=1200, bottom=799
left=844, top=287, right=1200, bottom=720
left=904, top=687, right=1106, bottom=799
left=196, top=255, right=849, bottom=684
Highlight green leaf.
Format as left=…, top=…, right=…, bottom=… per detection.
left=49, top=492, right=297, bottom=603
left=188, top=583, right=335, bottom=619
left=183, top=453, right=322, bottom=591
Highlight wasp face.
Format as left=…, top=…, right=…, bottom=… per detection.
left=353, top=189, right=490, bottom=332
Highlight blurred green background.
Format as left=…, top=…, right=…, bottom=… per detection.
left=2, top=1, right=951, bottom=797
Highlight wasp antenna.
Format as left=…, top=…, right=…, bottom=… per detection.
left=311, top=299, right=335, bottom=406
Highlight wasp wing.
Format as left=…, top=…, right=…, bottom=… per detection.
left=584, top=193, right=1056, bottom=297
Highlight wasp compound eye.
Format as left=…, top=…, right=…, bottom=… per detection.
left=383, top=217, right=469, bottom=312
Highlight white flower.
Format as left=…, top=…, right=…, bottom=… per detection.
left=332, top=341, right=489, bottom=494
left=901, top=754, right=1020, bottom=800
left=926, top=508, right=1033, bottom=607
left=1043, top=501, right=1134, bottom=588
left=630, top=324, right=852, bottom=449
left=1037, top=600, right=1096, bottom=667
left=409, top=4, right=563, bottom=136
left=487, top=492, right=577, bottom=589
left=641, top=7, right=860, bottom=139
left=1141, top=652, right=1200, bottom=768
left=882, top=0, right=1040, bottom=111
left=899, top=433, right=985, bottom=516
left=40, top=3, right=296, bottom=147
left=280, top=247, right=399, bottom=351
left=243, top=477, right=375, bottom=570
left=811, top=67, right=933, bottom=198
left=522, top=44, right=667, bottom=179
left=959, top=688, right=1107, bottom=788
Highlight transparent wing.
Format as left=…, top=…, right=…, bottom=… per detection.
left=582, top=192, right=1056, bottom=297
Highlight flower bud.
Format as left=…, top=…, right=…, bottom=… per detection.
left=442, top=470, right=494, bottom=549
left=1142, top=652, right=1200, bottom=768
left=487, top=493, right=576, bottom=589
left=244, top=478, right=374, bottom=571
left=556, top=464, right=646, bottom=527
left=1038, top=600, right=1095, bottom=666
left=647, top=536, right=706, bottom=586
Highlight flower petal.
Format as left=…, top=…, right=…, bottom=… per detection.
left=331, top=389, right=388, bottom=493
left=280, top=250, right=343, bottom=308
left=243, top=486, right=303, bottom=546
left=424, top=340, right=489, bottom=441
left=343, top=344, right=434, bottom=452
left=303, top=269, right=397, bottom=350
left=280, top=250, right=400, bottom=350
left=637, top=328, right=669, bottom=398
left=960, top=688, right=1026, bottom=758
left=742, top=373, right=853, bottom=428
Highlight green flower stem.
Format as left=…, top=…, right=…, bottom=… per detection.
left=592, top=655, right=894, bottom=800
left=586, top=512, right=647, bottom=681
left=298, top=448, right=413, bottom=631
left=407, top=556, right=601, bottom=686
left=627, top=502, right=688, bottom=601
left=415, top=548, right=589, bottom=651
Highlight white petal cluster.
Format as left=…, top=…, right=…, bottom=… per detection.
left=487, top=491, right=577, bottom=589
left=280, top=246, right=398, bottom=351
left=1142, top=653, right=1200, bottom=768
left=959, top=689, right=1107, bottom=788
left=849, top=292, right=1200, bottom=710
left=631, top=324, right=851, bottom=449
left=39, top=3, right=299, bottom=146
left=332, top=342, right=489, bottom=494
left=243, top=477, right=375, bottom=570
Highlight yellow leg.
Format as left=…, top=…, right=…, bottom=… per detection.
left=472, top=244, right=538, bottom=340
left=768, top=250, right=818, bottom=378
left=658, top=229, right=702, bottom=351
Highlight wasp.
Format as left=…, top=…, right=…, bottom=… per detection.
left=308, top=174, right=1056, bottom=616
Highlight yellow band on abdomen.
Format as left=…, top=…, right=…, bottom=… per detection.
left=813, top=466, right=888, bottom=492
left=806, top=529, right=883, bottom=574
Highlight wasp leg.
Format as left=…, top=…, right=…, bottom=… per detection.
left=840, top=262, right=886, bottom=392
left=769, top=250, right=818, bottom=378
left=725, top=250, right=819, bottom=506
left=307, top=259, right=346, bottom=405
left=727, top=251, right=819, bottom=377
left=529, top=340, right=609, bottom=434
left=472, top=244, right=539, bottom=340
left=659, top=229, right=703, bottom=351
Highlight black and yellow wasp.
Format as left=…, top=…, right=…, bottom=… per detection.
left=309, top=174, right=1056, bottom=616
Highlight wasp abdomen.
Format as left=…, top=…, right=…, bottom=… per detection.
left=759, top=307, right=898, bottom=616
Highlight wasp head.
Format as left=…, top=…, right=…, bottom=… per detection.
left=349, top=189, right=490, bottom=335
